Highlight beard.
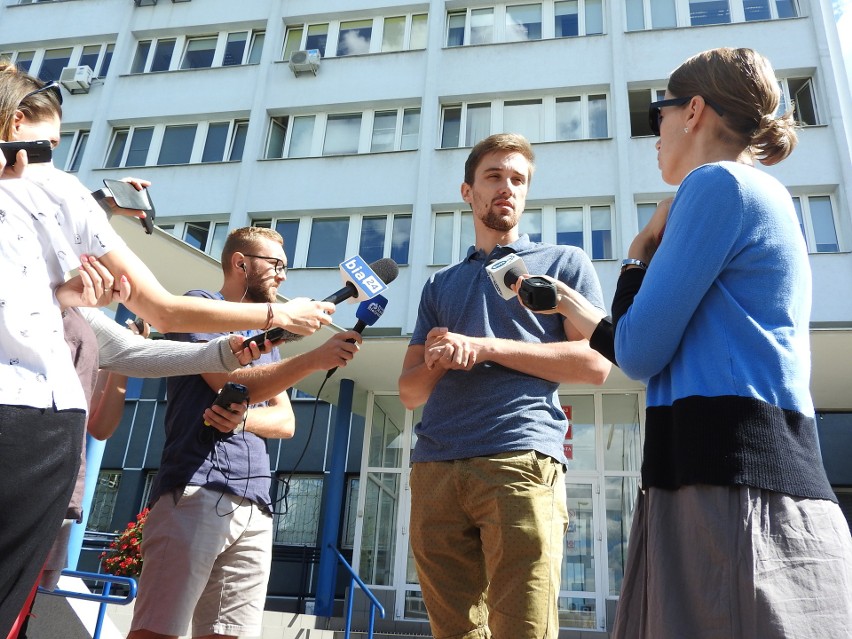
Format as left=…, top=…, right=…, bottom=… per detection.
left=245, top=279, right=276, bottom=303
left=480, top=206, right=520, bottom=233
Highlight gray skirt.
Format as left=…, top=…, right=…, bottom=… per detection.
left=611, top=485, right=852, bottom=639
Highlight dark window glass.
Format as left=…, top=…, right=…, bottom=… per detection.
left=391, top=215, right=411, bottom=266
left=307, top=218, right=348, bottom=267
left=229, top=122, right=248, bottom=161
left=359, top=216, right=387, bottom=264
left=274, top=219, right=300, bottom=267
left=126, top=127, right=154, bottom=167
left=151, top=39, right=175, bottom=72
left=131, top=41, right=150, bottom=74
left=202, top=122, right=228, bottom=163
left=38, top=47, right=72, bottom=82
left=157, top=125, right=196, bottom=165
left=223, top=32, right=248, bottom=66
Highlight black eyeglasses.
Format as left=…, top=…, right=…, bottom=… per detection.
left=19, top=80, right=63, bottom=107
left=648, top=96, right=724, bottom=136
left=244, top=254, right=287, bottom=275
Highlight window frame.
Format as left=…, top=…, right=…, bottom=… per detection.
left=791, top=193, right=841, bottom=254
left=132, top=29, right=265, bottom=74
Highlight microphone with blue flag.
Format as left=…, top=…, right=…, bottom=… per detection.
left=325, top=294, right=388, bottom=379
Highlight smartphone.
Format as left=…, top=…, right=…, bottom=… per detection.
left=211, top=382, right=249, bottom=412
left=243, top=327, right=290, bottom=350
left=91, top=184, right=155, bottom=235
left=0, top=140, right=52, bottom=166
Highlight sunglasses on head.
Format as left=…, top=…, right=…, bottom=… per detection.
left=648, top=95, right=724, bottom=136
left=19, top=80, right=63, bottom=107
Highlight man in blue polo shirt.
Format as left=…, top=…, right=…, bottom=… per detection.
left=399, top=133, right=611, bottom=639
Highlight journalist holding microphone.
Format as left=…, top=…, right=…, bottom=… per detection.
left=519, top=48, right=852, bottom=638
left=399, top=133, right=611, bottom=639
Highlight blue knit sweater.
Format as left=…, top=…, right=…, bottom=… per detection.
left=612, top=162, right=834, bottom=501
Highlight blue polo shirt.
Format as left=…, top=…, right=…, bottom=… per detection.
left=410, top=235, right=605, bottom=464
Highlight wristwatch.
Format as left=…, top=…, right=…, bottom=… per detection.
left=620, top=258, right=648, bottom=274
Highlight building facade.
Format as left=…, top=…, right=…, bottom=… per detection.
left=2, top=0, right=851, bottom=633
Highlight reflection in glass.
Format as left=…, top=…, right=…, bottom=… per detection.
left=556, top=96, right=582, bottom=140
left=562, top=483, right=595, bottom=592
left=504, top=100, right=542, bottom=143
left=158, top=124, right=196, bottom=165
left=562, top=395, right=595, bottom=470
left=605, top=476, right=639, bottom=596
left=520, top=209, right=542, bottom=243
left=288, top=115, right=315, bottom=158
left=358, top=472, right=399, bottom=585
left=306, top=217, right=348, bottom=267
left=433, top=212, right=454, bottom=264
left=506, top=4, right=542, bottom=41
left=323, top=113, right=362, bottom=155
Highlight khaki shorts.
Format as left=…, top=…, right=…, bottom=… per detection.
left=410, top=451, right=569, bottom=639
left=130, top=485, right=272, bottom=638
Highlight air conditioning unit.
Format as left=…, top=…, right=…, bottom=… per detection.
left=288, top=49, right=320, bottom=76
left=59, top=65, right=94, bottom=94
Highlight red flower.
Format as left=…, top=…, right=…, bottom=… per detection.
left=101, top=508, right=149, bottom=578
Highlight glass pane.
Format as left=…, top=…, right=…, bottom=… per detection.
left=561, top=395, right=595, bottom=470
left=273, top=476, right=323, bottom=545
left=343, top=478, right=360, bottom=548
left=743, top=0, right=771, bottom=20
left=471, top=8, right=494, bottom=44
left=283, top=26, right=304, bottom=62
left=183, top=221, right=210, bottom=250
left=274, top=219, right=300, bottom=266
left=289, top=115, right=315, bottom=158
left=391, top=214, right=411, bottom=265
left=248, top=32, right=264, bottom=64
left=401, top=108, right=420, bottom=151
left=810, top=196, right=838, bottom=252
left=338, top=20, right=372, bottom=56
left=360, top=216, right=387, bottom=264
left=559, top=596, right=597, bottom=630
left=151, top=39, right=175, bottom=72
left=267, top=117, right=287, bottom=159
left=307, top=217, right=349, bottom=267
left=791, top=78, right=818, bottom=125
left=625, top=0, right=645, bottom=30
left=651, top=0, right=678, bottom=28
left=100, top=44, right=115, bottom=77
left=131, top=41, right=151, bottom=74
left=105, top=130, right=128, bottom=168
left=602, top=394, right=642, bottom=472
left=628, top=89, right=654, bottom=136
left=305, top=24, right=329, bottom=56
left=323, top=113, right=362, bottom=156
left=792, top=196, right=806, bottom=239
left=371, top=110, right=398, bottom=152
left=588, top=95, right=608, bottom=139
left=441, top=106, right=461, bottom=148
left=382, top=16, right=405, bottom=52
left=15, top=51, right=34, bottom=74
left=585, top=0, right=604, bottom=34
left=555, top=1, right=579, bottom=37
left=202, top=122, right=228, bottom=163
left=126, top=127, right=153, bottom=167
left=52, top=132, right=74, bottom=171
left=504, top=100, right=542, bottom=143
left=605, top=476, right=640, bottom=596
left=79, top=45, right=100, bottom=73
left=358, top=472, right=399, bottom=585
left=562, top=483, right=595, bottom=591
left=556, top=207, right=584, bottom=248
left=433, top=212, right=454, bottom=264
left=506, top=4, right=542, bottom=41
left=776, top=0, right=797, bottom=18
left=591, top=205, right=612, bottom=260
left=410, top=14, right=428, bottom=49
left=465, top=103, right=491, bottom=147
left=637, top=202, right=657, bottom=230
left=459, top=212, right=474, bottom=261
left=158, top=124, right=197, bottom=165
left=88, top=471, right=121, bottom=532
left=368, top=396, right=405, bottom=468
left=447, top=12, right=466, bottom=47
left=209, top=222, right=229, bottom=258
left=520, top=208, right=541, bottom=242
left=69, top=132, right=88, bottom=172
left=39, top=47, right=72, bottom=82
left=556, top=96, right=582, bottom=140
left=229, top=121, right=248, bottom=161
left=181, top=37, right=217, bottom=69
left=404, top=589, right=430, bottom=620
left=223, top=31, right=248, bottom=66
left=689, top=0, right=731, bottom=25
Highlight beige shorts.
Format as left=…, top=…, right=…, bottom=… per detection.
left=130, top=485, right=272, bottom=638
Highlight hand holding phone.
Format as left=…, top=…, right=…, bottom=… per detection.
left=243, top=327, right=300, bottom=351
left=204, top=382, right=250, bottom=433
left=0, top=140, right=52, bottom=166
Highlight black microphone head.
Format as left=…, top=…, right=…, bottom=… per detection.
left=369, top=258, right=399, bottom=285
left=503, top=265, right=526, bottom=289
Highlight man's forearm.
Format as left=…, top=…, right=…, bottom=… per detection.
left=475, top=337, right=610, bottom=385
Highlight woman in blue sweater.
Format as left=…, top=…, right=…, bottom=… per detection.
left=523, top=48, right=852, bottom=638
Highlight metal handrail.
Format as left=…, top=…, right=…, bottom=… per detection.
left=38, top=569, right=137, bottom=639
left=327, top=544, right=385, bottom=639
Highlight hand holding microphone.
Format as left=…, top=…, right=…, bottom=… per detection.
left=325, top=294, right=389, bottom=379
left=485, top=254, right=558, bottom=311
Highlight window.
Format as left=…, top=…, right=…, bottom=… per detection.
left=778, top=77, right=820, bottom=126
left=53, top=130, right=89, bottom=172
left=307, top=218, right=350, bottom=267
left=792, top=195, right=839, bottom=253
left=506, top=4, right=542, bottom=41
left=133, top=30, right=264, bottom=73
left=555, top=0, right=604, bottom=36
left=78, top=43, right=114, bottom=77
left=174, top=220, right=230, bottom=256
left=38, top=47, right=72, bottom=82
left=253, top=218, right=301, bottom=267
left=628, top=0, right=793, bottom=29
left=106, top=120, right=248, bottom=168
left=636, top=202, right=661, bottom=231
left=359, top=214, right=412, bottom=265
left=627, top=88, right=666, bottom=136
left=557, top=205, right=613, bottom=259
left=306, top=24, right=330, bottom=56
left=273, top=476, right=323, bottom=545
left=690, top=0, right=731, bottom=25
left=88, top=471, right=122, bottom=532
left=442, top=93, right=608, bottom=148
left=338, top=20, right=373, bottom=56
left=283, top=26, right=305, bottom=61
left=287, top=14, right=427, bottom=59
left=266, top=108, right=419, bottom=159
left=744, top=0, right=797, bottom=19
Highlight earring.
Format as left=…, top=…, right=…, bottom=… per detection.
left=684, top=128, right=689, bottom=134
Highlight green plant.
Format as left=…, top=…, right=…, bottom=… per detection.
left=100, top=508, right=148, bottom=578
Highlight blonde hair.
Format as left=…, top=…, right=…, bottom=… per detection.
left=221, top=227, right=284, bottom=272
left=668, top=48, right=797, bottom=165
left=0, top=61, right=63, bottom=140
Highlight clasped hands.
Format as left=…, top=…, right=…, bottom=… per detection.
left=424, top=327, right=481, bottom=371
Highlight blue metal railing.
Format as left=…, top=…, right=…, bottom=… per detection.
left=327, top=544, right=385, bottom=639
left=38, top=569, right=137, bottom=639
